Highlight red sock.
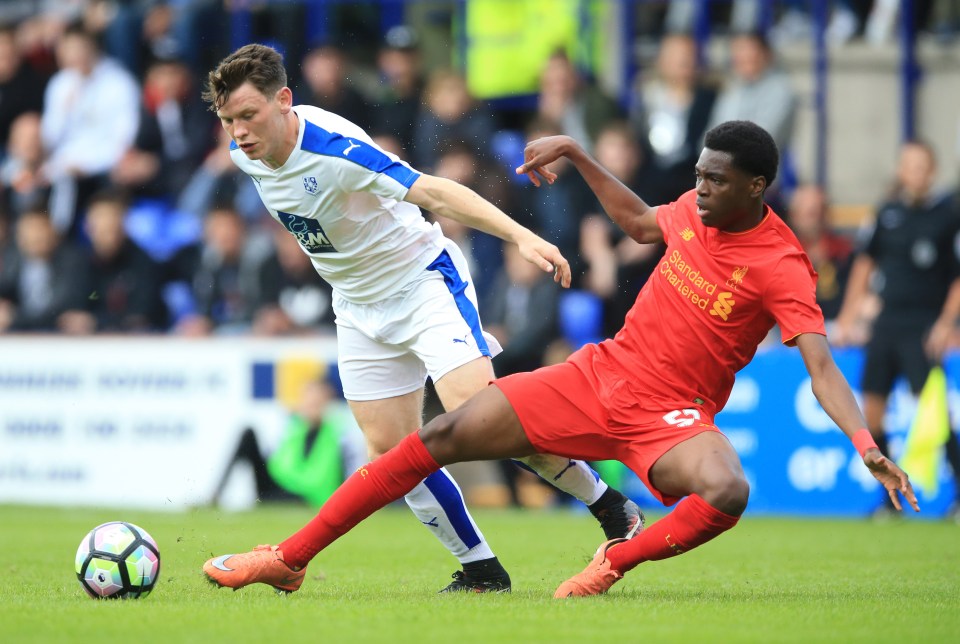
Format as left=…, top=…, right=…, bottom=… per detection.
left=279, top=432, right=440, bottom=568
left=606, top=494, right=740, bottom=574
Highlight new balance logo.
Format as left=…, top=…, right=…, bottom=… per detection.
left=709, top=292, right=735, bottom=320
left=343, top=140, right=360, bottom=156
left=680, top=227, right=695, bottom=241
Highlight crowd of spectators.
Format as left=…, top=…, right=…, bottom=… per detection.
left=0, top=1, right=955, bottom=377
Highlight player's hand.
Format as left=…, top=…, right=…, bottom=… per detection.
left=863, top=449, right=920, bottom=512
left=924, top=319, right=953, bottom=361
left=517, top=233, right=571, bottom=288
left=515, top=135, right=576, bottom=187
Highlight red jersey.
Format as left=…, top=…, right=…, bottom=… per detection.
left=569, top=189, right=826, bottom=418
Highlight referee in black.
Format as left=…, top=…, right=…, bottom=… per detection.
left=834, top=140, right=960, bottom=520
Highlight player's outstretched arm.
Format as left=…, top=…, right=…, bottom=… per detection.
left=795, top=333, right=920, bottom=512
left=405, top=173, right=571, bottom=287
left=515, top=135, right=663, bottom=245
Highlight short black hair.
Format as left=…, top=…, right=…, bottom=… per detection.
left=704, top=120, right=779, bottom=188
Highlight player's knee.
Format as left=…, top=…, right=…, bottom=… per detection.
left=418, top=411, right=460, bottom=464
left=701, top=471, right=750, bottom=516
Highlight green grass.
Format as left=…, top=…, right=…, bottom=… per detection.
left=0, top=504, right=957, bottom=643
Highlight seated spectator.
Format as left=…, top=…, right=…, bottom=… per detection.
left=297, top=43, right=372, bottom=130
left=786, top=184, right=854, bottom=323
left=40, top=22, right=140, bottom=237
left=170, top=205, right=270, bottom=336
left=372, top=25, right=425, bottom=154
left=84, top=189, right=166, bottom=332
left=211, top=374, right=366, bottom=508
left=111, top=54, right=215, bottom=199
left=176, top=127, right=266, bottom=223
left=579, top=122, right=665, bottom=335
left=0, top=23, right=47, bottom=155
left=426, top=141, right=509, bottom=301
left=411, top=68, right=497, bottom=170
left=253, top=227, right=335, bottom=336
left=485, top=242, right=560, bottom=377
left=518, top=118, right=595, bottom=282
left=632, top=33, right=717, bottom=205
left=534, top=50, right=623, bottom=152
left=1, top=112, right=48, bottom=217
left=0, top=206, right=91, bottom=333
left=707, top=31, right=797, bottom=156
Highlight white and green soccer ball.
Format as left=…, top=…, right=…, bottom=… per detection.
left=75, top=522, right=161, bottom=599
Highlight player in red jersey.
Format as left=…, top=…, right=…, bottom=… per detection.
left=203, top=120, right=918, bottom=597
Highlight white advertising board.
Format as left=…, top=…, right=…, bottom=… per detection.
left=0, top=337, right=338, bottom=509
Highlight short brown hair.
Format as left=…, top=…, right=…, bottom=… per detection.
left=203, top=44, right=287, bottom=111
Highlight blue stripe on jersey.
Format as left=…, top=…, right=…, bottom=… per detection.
left=422, top=470, right=481, bottom=550
left=229, top=139, right=238, bottom=151
left=300, top=120, right=420, bottom=189
left=426, top=250, right=490, bottom=356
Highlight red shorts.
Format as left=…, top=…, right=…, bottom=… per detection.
left=494, top=360, right=721, bottom=507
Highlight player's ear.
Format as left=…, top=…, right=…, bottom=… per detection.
left=277, top=86, right=293, bottom=112
left=750, top=175, right=766, bottom=199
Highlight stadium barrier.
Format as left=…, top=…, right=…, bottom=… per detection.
left=0, top=338, right=956, bottom=516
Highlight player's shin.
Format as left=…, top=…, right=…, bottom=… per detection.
left=279, top=431, right=440, bottom=569
left=606, top=494, right=739, bottom=573
left=403, top=469, right=495, bottom=563
left=515, top=454, right=607, bottom=504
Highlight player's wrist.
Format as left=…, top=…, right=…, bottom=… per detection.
left=851, top=428, right=878, bottom=458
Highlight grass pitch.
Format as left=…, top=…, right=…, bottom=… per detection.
left=0, top=504, right=957, bottom=643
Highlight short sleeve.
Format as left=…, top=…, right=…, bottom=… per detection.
left=656, top=190, right=697, bottom=246
left=300, top=120, right=421, bottom=201
left=764, top=253, right=827, bottom=345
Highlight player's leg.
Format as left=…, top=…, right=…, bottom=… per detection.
left=432, top=356, right=642, bottom=539
left=555, top=429, right=745, bottom=597
left=423, top=244, right=642, bottom=538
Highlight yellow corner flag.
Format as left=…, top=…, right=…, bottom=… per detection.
left=900, top=366, right=951, bottom=496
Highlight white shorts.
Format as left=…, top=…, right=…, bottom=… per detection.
left=333, top=243, right=503, bottom=402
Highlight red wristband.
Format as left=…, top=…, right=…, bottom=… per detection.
left=852, top=429, right=878, bottom=458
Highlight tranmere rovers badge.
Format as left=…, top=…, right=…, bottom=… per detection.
left=303, top=176, right=320, bottom=195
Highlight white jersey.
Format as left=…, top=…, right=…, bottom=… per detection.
left=230, top=105, right=445, bottom=304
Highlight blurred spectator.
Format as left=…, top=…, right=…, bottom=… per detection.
left=253, top=227, right=335, bottom=336
left=0, top=24, right=47, bottom=154
left=411, top=68, right=497, bottom=170
left=170, top=204, right=269, bottom=336
left=786, top=184, right=854, bottom=323
left=534, top=50, right=622, bottom=152
left=632, top=33, right=717, bottom=205
left=176, top=127, right=266, bottom=223
left=833, top=141, right=960, bottom=518
left=519, top=118, right=595, bottom=283
left=111, top=54, right=214, bottom=198
left=1, top=112, right=48, bottom=216
left=211, top=375, right=366, bottom=508
left=297, top=43, right=372, bottom=130
left=485, top=242, right=559, bottom=376
left=83, top=188, right=165, bottom=332
left=0, top=206, right=92, bottom=333
left=707, top=32, right=797, bottom=156
left=579, top=122, right=664, bottom=336
left=425, top=141, right=507, bottom=301
left=40, top=22, right=140, bottom=237
left=372, top=25, right=424, bottom=154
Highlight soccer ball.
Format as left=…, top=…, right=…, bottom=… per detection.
left=75, top=522, right=161, bottom=599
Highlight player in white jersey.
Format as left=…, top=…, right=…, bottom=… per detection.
left=201, top=44, right=642, bottom=593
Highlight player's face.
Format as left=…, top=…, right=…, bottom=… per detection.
left=216, top=82, right=289, bottom=163
left=694, top=148, right=765, bottom=231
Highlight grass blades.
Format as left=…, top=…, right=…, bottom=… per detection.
left=0, top=504, right=957, bottom=643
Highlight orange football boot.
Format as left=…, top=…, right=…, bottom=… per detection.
left=203, top=545, right=305, bottom=593
left=553, top=538, right=627, bottom=598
